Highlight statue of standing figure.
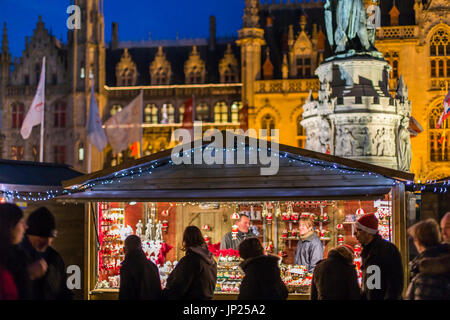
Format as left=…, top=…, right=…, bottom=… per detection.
left=136, top=220, right=143, bottom=239
left=155, top=220, right=163, bottom=242
left=398, top=117, right=412, bottom=171
left=145, top=218, right=154, bottom=241
left=324, top=0, right=371, bottom=53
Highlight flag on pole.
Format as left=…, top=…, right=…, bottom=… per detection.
left=104, top=91, right=143, bottom=154
left=437, top=89, right=450, bottom=129
left=239, top=102, right=249, bottom=131
left=21, top=57, right=45, bottom=139
left=87, top=80, right=107, bottom=152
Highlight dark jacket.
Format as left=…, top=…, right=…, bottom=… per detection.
left=0, top=266, right=18, bottom=300
left=220, top=230, right=256, bottom=250
left=360, top=234, right=404, bottom=300
left=4, top=245, right=33, bottom=300
left=409, top=243, right=450, bottom=280
left=405, top=253, right=450, bottom=300
left=310, top=249, right=361, bottom=300
left=20, top=236, right=73, bottom=300
left=238, top=255, right=288, bottom=300
left=119, top=249, right=162, bottom=300
left=163, top=244, right=217, bottom=300
left=294, top=232, right=324, bottom=273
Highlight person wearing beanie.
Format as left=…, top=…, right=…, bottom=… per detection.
left=20, top=207, right=73, bottom=300
left=310, top=244, right=361, bottom=300
left=355, top=213, right=404, bottom=300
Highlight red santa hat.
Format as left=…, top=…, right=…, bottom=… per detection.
left=356, top=213, right=378, bottom=234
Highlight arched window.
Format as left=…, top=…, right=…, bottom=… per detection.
left=261, top=114, right=275, bottom=137
left=188, top=69, right=202, bottom=84
left=160, top=104, right=175, bottom=123
left=178, top=105, right=185, bottom=123
left=296, top=57, right=311, bottom=78
left=231, top=101, right=242, bottom=123
left=155, top=68, right=168, bottom=85
left=35, top=63, right=41, bottom=85
left=296, top=113, right=306, bottom=148
left=384, top=51, right=400, bottom=80
left=54, top=102, right=66, bottom=128
left=78, top=142, right=85, bottom=162
left=429, top=104, right=450, bottom=162
left=144, top=104, right=158, bottom=124
left=110, top=104, right=122, bottom=116
left=195, top=103, right=210, bottom=121
left=214, top=102, right=228, bottom=123
left=11, top=102, right=25, bottom=129
left=430, top=28, right=449, bottom=79
left=121, top=68, right=135, bottom=86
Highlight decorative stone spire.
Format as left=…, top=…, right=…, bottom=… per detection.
left=263, top=47, right=273, bottom=80
left=2, top=22, right=9, bottom=55
left=288, top=25, right=294, bottom=47
left=243, top=0, right=260, bottom=28
left=389, top=2, right=400, bottom=26
left=396, top=75, right=408, bottom=103
left=282, top=54, right=289, bottom=79
left=300, top=15, right=307, bottom=32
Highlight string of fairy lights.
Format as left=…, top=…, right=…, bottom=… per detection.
left=1, top=144, right=449, bottom=203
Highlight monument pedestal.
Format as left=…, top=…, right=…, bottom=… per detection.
left=301, top=56, right=412, bottom=171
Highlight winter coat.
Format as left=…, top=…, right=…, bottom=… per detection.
left=20, top=236, right=73, bottom=300
left=119, top=249, right=162, bottom=300
left=405, top=253, right=450, bottom=300
left=0, top=266, right=18, bottom=300
left=220, top=230, right=257, bottom=250
left=409, top=243, right=450, bottom=280
left=293, top=232, right=324, bottom=273
left=163, top=244, right=217, bottom=300
left=310, top=249, right=361, bottom=300
left=360, top=234, right=404, bottom=300
left=4, top=245, right=33, bottom=300
left=238, top=255, right=288, bottom=300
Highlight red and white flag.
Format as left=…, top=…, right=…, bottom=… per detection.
left=437, top=89, right=450, bottom=129
left=104, top=90, right=143, bottom=154
left=181, top=96, right=195, bottom=140
left=21, top=57, right=45, bottom=139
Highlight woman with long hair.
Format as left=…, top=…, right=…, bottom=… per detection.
left=163, top=226, right=217, bottom=300
left=0, top=203, right=27, bottom=300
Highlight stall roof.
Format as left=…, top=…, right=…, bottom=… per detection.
left=0, top=159, right=83, bottom=192
left=61, top=134, right=414, bottom=201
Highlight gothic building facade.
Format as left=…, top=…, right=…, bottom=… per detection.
left=0, top=0, right=449, bottom=181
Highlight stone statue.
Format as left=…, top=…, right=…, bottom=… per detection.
left=372, top=128, right=386, bottom=156
left=342, top=128, right=357, bottom=156
left=318, top=117, right=332, bottom=153
left=136, top=220, right=143, bottom=238
left=398, top=117, right=412, bottom=171
left=325, top=0, right=371, bottom=53
left=361, top=127, right=372, bottom=156
left=366, top=1, right=380, bottom=46
left=145, top=218, right=154, bottom=241
left=155, top=220, right=163, bottom=242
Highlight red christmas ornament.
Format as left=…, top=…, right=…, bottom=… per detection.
left=162, top=220, right=169, bottom=233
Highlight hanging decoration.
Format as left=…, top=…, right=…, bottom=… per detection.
left=231, top=224, right=239, bottom=240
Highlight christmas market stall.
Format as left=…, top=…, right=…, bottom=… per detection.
left=60, top=134, right=415, bottom=300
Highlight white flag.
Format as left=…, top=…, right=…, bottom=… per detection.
left=21, top=57, right=45, bottom=139
left=87, top=80, right=107, bottom=152
left=104, top=91, right=143, bottom=154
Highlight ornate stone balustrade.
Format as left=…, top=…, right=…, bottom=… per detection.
left=376, top=26, right=418, bottom=40
left=255, top=79, right=319, bottom=94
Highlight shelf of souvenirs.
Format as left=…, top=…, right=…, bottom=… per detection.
left=280, top=229, right=332, bottom=242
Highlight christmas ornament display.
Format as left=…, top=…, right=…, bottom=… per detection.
left=231, top=212, right=240, bottom=220
left=231, top=224, right=239, bottom=240
left=202, top=224, right=211, bottom=231
left=162, top=220, right=169, bottom=233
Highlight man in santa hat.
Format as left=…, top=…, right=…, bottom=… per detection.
left=355, top=213, right=404, bottom=300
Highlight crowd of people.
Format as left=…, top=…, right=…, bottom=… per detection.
left=1, top=202, right=449, bottom=300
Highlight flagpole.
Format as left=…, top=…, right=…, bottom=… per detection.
left=39, top=57, right=46, bottom=162
left=140, top=89, right=144, bottom=158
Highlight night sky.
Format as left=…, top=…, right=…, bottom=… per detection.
left=0, top=0, right=245, bottom=58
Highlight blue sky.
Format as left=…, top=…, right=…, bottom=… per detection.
left=0, top=0, right=245, bottom=58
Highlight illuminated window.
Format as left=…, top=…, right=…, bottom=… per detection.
left=231, top=102, right=242, bottom=123
left=195, top=103, right=210, bottom=121
left=110, top=104, right=122, bottom=116
left=10, top=146, right=24, bottom=161
left=178, top=105, right=185, bottom=123
left=144, top=104, right=158, bottom=124
left=296, top=113, right=306, bottom=148
left=261, top=114, right=275, bottom=137
left=384, top=51, right=400, bottom=79
left=429, top=104, right=450, bottom=162
left=214, top=102, right=228, bottom=123
left=78, top=143, right=85, bottom=162
left=11, top=102, right=25, bottom=129
left=296, top=58, right=311, bottom=78
left=430, top=28, right=449, bottom=78
left=161, top=104, right=175, bottom=123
